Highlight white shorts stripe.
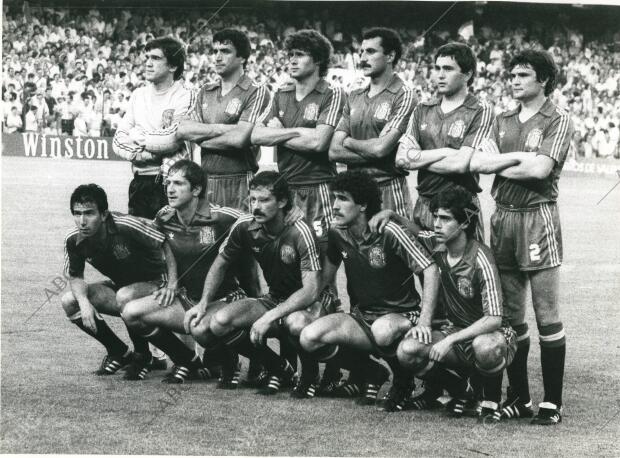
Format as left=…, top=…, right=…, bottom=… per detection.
left=540, top=203, right=560, bottom=266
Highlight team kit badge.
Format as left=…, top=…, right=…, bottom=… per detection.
left=457, top=277, right=474, bottom=298
left=447, top=119, right=466, bottom=139
left=112, top=243, right=131, bottom=260
left=199, top=226, right=215, bottom=245
left=280, top=244, right=297, bottom=264
left=374, top=102, right=391, bottom=121
left=303, top=103, right=319, bottom=122
left=368, top=246, right=386, bottom=268
left=525, top=128, right=543, bottom=151
left=225, top=98, right=242, bottom=116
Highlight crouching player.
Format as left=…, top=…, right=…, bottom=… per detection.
left=299, top=171, right=439, bottom=411
left=394, top=187, right=516, bottom=422
left=185, top=171, right=329, bottom=396
left=120, top=160, right=246, bottom=384
left=62, top=184, right=174, bottom=377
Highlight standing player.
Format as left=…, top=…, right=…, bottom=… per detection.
left=395, top=186, right=517, bottom=422
left=61, top=184, right=174, bottom=378
left=300, top=171, right=439, bottom=410
left=395, top=43, right=494, bottom=240
left=184, top=171, right=324, bottom=395
left=175, top=29, right=269, bottom=211
left=113, top=36, right=195, bottom=220
left=471, top=50, right=572, bottom=425
left=329, top=27, right=416, bottom=218
left=120, top=160, right=245, bottom=384
left=251, top=29, right=345, bottom=391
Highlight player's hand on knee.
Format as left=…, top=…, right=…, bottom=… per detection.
left=184, top=304, right=205, bottom=334
left=284, top=206, right=304, bottom=226
left=429, top=337, right=453, bottom=362
left=369, top=209, right=396, bottom=234
left=410, top=324, right=432, bottom=345
left=154, top=282, right=177, bottom=308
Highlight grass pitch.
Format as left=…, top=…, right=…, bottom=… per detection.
left=1, top=156, right=619, bottom=456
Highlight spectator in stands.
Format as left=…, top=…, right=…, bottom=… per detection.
left=5, top=106, right=23, bottom=133
left=24, top=105, right=38, bottom=132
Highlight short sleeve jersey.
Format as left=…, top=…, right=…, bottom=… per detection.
left=417, top=232, right=507, bottom=328
left=491, top=99, right=573, bottom=207
left=192, top=75, right=270, bottom=175
left=64, top=212, right=166, bottom=288
left=326, top=222, right=433, bottom=315
left=219, top=216, right=321, bottom=301
left=402, top=94, right=494, bottom=196
left=336, top=74, right=416, bottom=183
left=257, top=79, right=344, bottom=186
left=153, top=202, right=243, bottom=300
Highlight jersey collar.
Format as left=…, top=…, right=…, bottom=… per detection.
left=363, top=73, right=402, bottom=95
left=504, top=97, right=554, bottom=118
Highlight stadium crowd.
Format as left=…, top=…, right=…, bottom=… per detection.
left=2, top=4, right=620, bottom=158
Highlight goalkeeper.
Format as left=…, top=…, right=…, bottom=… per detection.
left=112, top=36, right=195, bottom=220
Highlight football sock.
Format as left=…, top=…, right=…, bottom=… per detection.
left=145, top=327, right=194, bottom=366
left=539, top=322, right=566, bottom=408
left=286, top=334, right=318, bottom=380
left=480, top=370, right=503, bottom=405
left=507, top=323, right=531, bottom=402
left=127, top=328, right=150, bottom=356
left=279, top=336, right=298, bottom=372
left=70, top=313, right=128, bottom=357
left=222, top=329, right=284, bottom=374
left=322, top=361, right=342, bottom=381
left=385, top=356, right=414, bottom=388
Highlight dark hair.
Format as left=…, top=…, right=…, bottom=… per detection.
left=167, top=159, right=206, bottom=198
left=284, top=29, right=333, bottom=78
left=145, top=36, right=186, bottom=80
left=362, top=27, right=402, bottom=66
left=213, top=29, right=251, bottom=69
left=509, top=49, right=558, bottom=96
left=70, top=184, right=109, bottom=214
left=429, top=186, right=478, bottom=238
left=249, top=171, right=292, bottom=213
left=331, top=170, right=382, bottom=219
left=435, top=42, right=477, bottom=86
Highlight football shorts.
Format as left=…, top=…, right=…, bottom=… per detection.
left=377, top=176, right=412, bottom=219
left=207, top=172, right=254, bottom=212
left=439, top=323, right=517, bottom=368
left=290, top=182, right=334, bottom=249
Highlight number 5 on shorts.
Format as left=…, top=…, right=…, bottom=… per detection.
left=313, top=221, right=324, bottom=237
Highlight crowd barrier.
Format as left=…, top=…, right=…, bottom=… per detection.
left=2, top=132, right=616, bottom=176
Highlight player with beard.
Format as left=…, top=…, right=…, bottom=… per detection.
left=300, top=171, right=439, bottom=410
left=185, top=171, right=325, bottom=395
left=395, top=43, right=494, bottom=241
left=251, top=30, right=345, bottom=396
left=329, top=28, right=416, bottom=219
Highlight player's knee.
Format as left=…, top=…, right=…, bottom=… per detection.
left=397, top=337, right=426, bottom=367
left=119, top=300, right=143, bottom=327
left=115, top=286, right=137, bottom=309
left=189, top=318, right=210, bottom=342
left=210, top=310, right=234, bottom=336
left=285, top=312, right=312, bottom=337
left=60, top=291, right=78, bottom=315
left=472, top=334, right=503, bottom=368
left=371, top=320, right=395, bottom=347
left=299, top=323, right=324, bottom=351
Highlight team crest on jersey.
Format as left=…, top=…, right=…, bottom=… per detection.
left=457, top=277, right=474, bottom=298
left=447, top=119, right=466, bottom=139
left=225, top=98, right=242, bottom=116
left=525, top=128, right=543, bottom=150
left=280, top=244, right=297, bottom=264
left=420, top=123, right=427, bottom=131
left=374, top=102, right=391, bottom=121
left=112, top=243, right=131, bottom=260
left=368, top=246, right=386, bottom=269
left=161, top=109, right=175, bottom=128
left=303, top=103, right=319, bottom=122
left=199, top=226, right=216, bottom=245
